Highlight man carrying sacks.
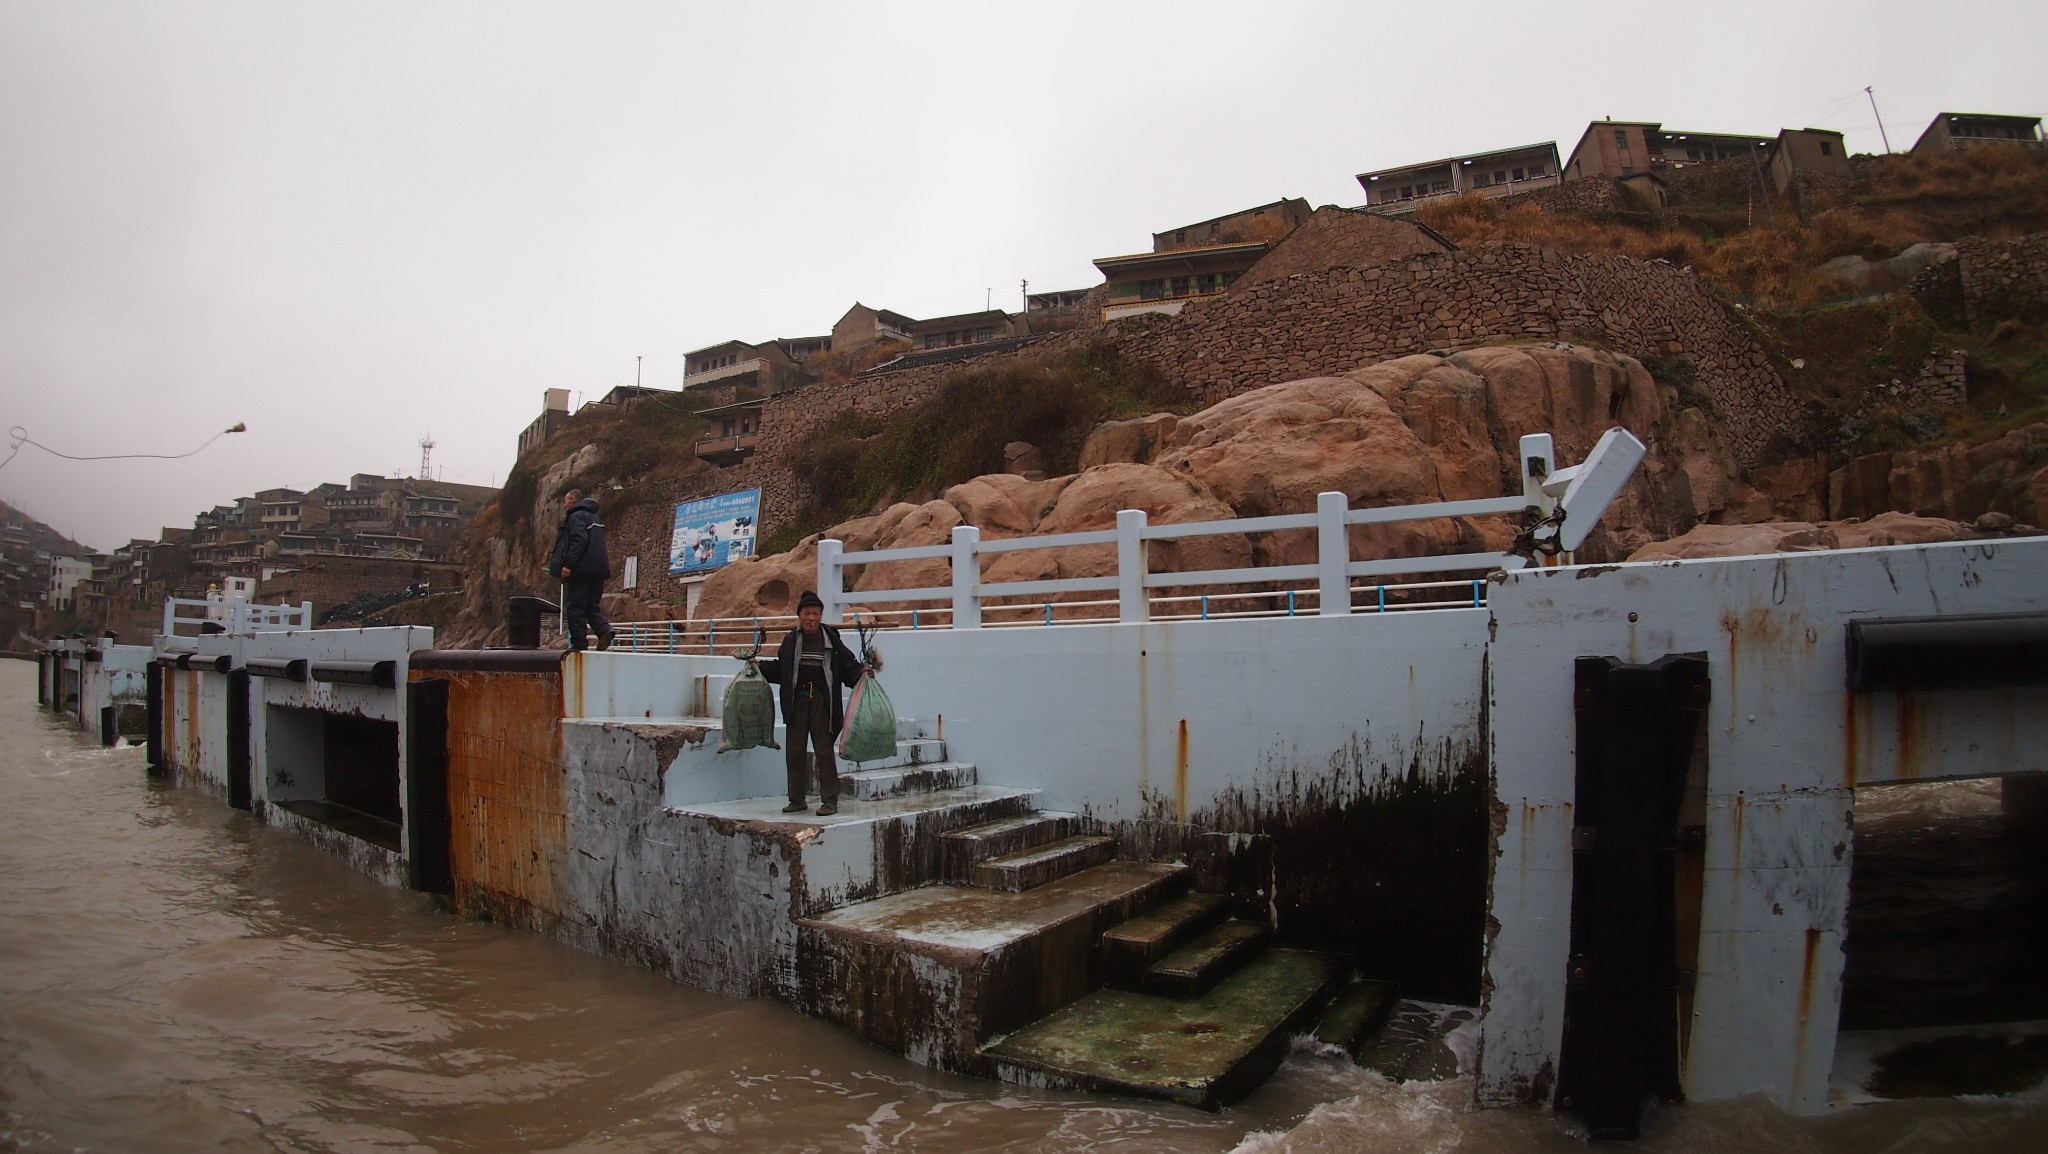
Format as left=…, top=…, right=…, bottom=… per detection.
left=754, top=590, right=874, bottom=816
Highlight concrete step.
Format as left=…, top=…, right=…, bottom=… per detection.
left=983, top=947, right=1348, bottom=1111
left=667, top=785, right=1040, bottom=916
left=797, top=861, right=1191, bottom=1072
left=1100, top=891, right=1232, bottom=989
left=973, top=835, right=1114, bottom=892
left=841, top=760, right=977, bottom=800
left=1144, top=919, right=1271, bottom=998
left=1312, top=978, right=1403, bottom=1058
left=940, top=811, right=1077, bottom=882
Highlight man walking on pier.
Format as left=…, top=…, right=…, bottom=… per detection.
left=755, top=590, right=869, bottom=816
left=549, top=488, right=615, bottom=652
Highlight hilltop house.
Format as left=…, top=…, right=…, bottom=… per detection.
left=682, top=339, right=814, bottom=398
left=1358, top=142, right=1561, bottom=211
left=1911, top=112, right=2044, bottom=154
left=1564, top=120, right=1771, bottom=180
left=1093, top=199, right=1311, bottom=322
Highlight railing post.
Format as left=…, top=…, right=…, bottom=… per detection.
left=1316, top=490, right=1350, bottom=616
left=1116, top=508, right=1149, bottom=624
left=162, top=599, right=175, bottom=638
left=299, top=601, right=312, bottom=629
left=951, top=525, right=982, bottom=629
left=816, top=539, right=844, bottom=625
left=1520, top=432, right=1556, bottom=516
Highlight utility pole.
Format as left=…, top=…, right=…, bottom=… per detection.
left=985, top=287, right=991, bottom=311
left=1866, top=86, right=1893, bottom=154
left=636, top=355, right=642, bottom=388
left=1021, top=278, right=1028, bottom=312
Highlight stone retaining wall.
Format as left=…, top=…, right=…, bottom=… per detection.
left=661, top=243, right=1798, bottom=556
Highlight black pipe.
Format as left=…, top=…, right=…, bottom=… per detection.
left=1847, top=613, right=2048, bottom=693
left=247, top=657, right=309, bottom=682
left=309, top=660, right=397, bottom=688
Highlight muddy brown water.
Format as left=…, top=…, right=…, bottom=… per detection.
left=3, top=661, right=2045, bottom=1152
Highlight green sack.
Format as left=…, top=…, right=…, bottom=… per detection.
left=836, top=671, right=897, bottom=764
left=719, top=660, right=780, bottom=753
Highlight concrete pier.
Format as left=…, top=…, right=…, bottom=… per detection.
left=102, top=535, right=2048, bottom=1116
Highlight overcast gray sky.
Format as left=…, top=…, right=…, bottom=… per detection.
left=2, top=0, right=2043, bottom=550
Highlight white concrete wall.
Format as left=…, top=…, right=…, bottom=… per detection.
left=1480, top=538, right=2048, bottom=1115
left=567, top=612, right=1491, bottom=817
left=78, top=641, right=150, bottom=730
left=855, top=610, right=1490, bottom=821
left=152, top=626, right=432, bottom=866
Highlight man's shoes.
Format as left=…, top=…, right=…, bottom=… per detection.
left=781, top=802, right=809, bottom=814
left=816, top=801, right=838, bottom=817
left=596, top=630, right=616, bottom=651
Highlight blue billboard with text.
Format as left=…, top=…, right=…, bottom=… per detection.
left=668, top=488, right=761, bottom=576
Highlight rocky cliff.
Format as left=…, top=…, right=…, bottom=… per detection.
left=690, top=343, right=1740, bottom=622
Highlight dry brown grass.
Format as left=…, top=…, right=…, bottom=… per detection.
left=1417, top=145, right=2048, bottom=310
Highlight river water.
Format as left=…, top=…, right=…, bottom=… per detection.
left=3, top=659, right=2045, bottom=1153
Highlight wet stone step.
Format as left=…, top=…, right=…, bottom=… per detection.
left=840, top=761, right=976, bottom=800
left=940, top=811, right=1076, bottom=882
left=984, top=947, right=1348, bottom=1111
left=973, top=835, right=1113, bottom=892
left=1313, top=978, right=1402, bottom=1057
left=1145, top=919, right=1270, bottom=999
left=1101, top=892, right=1231, bottom=988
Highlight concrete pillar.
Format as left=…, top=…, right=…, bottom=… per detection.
left=1316, top=491, right=1349, bottom=615
left=1116, top=509, right=1149, bottom=623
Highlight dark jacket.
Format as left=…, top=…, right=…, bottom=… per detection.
left=548, top=498, right=611, bottom=581
left=754, top=624, right=866, bottom=732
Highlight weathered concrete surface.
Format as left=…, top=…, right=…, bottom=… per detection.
left=1481, top=538, right=2048, bottom=1114
left=985, top=947, right=1347, bottom=1110
left=439, top=667, right=567, bottom=931
left=796, top=861, right=1188, bottom=1070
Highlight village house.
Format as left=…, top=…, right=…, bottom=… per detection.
left=908, top=309, right=1017, bottom=351
left=517, top=389, right=571, bottom=459
left=830, top=303, right=917, bottom=352
left=1911, top=112, right=2044, bottom=154
left=1357, top=142, right=1561, bottom=211
left=1766, top=127, right=1850, bottom=195
left=1563, top=119, right=1772, bottom=180
left=1092, top=199, right=1311, bottom=322
left=681, top=338, right=814, bottom=398
left=692, top=397, right=766, bottom=467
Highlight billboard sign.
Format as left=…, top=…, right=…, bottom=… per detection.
left=668, top=488, right=761, bottom=576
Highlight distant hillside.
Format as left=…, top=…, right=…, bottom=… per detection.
left=0, top=499, right=94, bottom=557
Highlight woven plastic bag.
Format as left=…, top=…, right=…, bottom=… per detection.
left=836, top=671, right=897, bottom=764
left=718, top=660, right=780, bottom=753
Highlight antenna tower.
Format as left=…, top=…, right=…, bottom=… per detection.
left=418, top=436, right=436, bottom=480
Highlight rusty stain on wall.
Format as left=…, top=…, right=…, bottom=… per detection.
left=430, top=668, right=566, bottom=930
left=1175, top=719, right=1189, bottom=824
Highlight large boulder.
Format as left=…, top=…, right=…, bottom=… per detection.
left=1626, top=512, right=1977, bottom=562
left=1078, top=413, right=1181, bottom=469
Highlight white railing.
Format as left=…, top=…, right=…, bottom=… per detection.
left=816, top=429, right=1646, bottom=629
left=606, top=574, right=1504, bottom=655
left=160, top=596, right=314, bottom=641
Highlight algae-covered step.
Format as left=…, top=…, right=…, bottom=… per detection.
left=984, top=947, right=1347, bottom=1111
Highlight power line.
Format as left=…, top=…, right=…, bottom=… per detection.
left=0, top=423, right=246, bottom=473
